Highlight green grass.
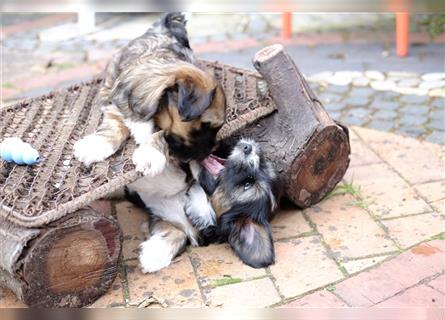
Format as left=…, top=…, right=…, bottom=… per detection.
left=432, top=232, right=445, bottom=240
left=2, top=82, right=16, bottom=89
left=326, top=180, right=371, bottom=210
left=326, top=284, right=336, bottom=292
left=53, top=62, right=76, bottom=71
left=212, top=276, right=242, bottom=287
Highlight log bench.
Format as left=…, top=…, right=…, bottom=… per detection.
left=0, top=44, right=350, bottom=307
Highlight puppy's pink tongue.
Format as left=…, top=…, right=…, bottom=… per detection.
left=201, top=155, right=225, bottom=176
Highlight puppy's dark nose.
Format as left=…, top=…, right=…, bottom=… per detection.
left=240, top=142, right=252, bottom=155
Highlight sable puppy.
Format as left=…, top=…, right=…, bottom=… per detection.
left=188, top=138, right=281, bottom=268
left=74, top=12, right=226, bottom=174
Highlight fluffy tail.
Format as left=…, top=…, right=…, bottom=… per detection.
left=161, top=12, right=190, bottom=49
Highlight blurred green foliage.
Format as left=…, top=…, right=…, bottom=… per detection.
left=421, top=14, right=445, bottom=39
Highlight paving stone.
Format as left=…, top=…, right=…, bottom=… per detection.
left=368, top=119, right=395, bottom=131
left=271, top=204, right=312, bottom=240
left=388, top=71, right=418, bottom=79
left=428, top=117, right=445, bottom=129
left=306, top=194, right=396, bottom=260
left=325, top=84, right=350, bottom=94
left=427, top=274, right=445, bottom=293
left=281, top=290, right=348, bottom=307
left=400, top=104, right=430, bottom=115
left=430, top=109, right=444, bottom=121
left=419, top=80, right=445, bottom=90
left=309, top=82, right=321, bottom=91
left=308, top=71, right=333, bottom=83
left=353, top=126, right=445, bottom=185
left=334, top=240, right=445, bottom=307
left=373, top=109, right=397, bottom=119
left=327, top=75, right=351, bottom=86
left=415, top=180, right=445, bottom=204
left=327, top=111, right=341, bottom=120
left=394, top=87, right=429, bottom=96
left=398, top=114, right=427, bottom=126
left=345, top=107, right=371, bottom=120
left=425, top=131, right=445, bottom=145
left=324, top=102, right=344, bottom=112
left=342, top=255, right=389, bottom=274
left=382, top=212, right=444, bottom=248
left=270, top=237, right=344, bottom=298
left=375, top=285, right=444, bottom=307
left=319, top=92, right=342, bottom=104
left=370, top=99, right=399, bottom=110
left=126, top=255, right=204, bottom=307
left=334, top=71, right=363, bottom=79
left=422, top=140, right=445, bottom=164
left=0, top=287, right=26, bottom=308
left=370, top=80, right=395, bottom=91
left=343, top=96, right=369, bottom=107
left=373, top=91, right=401, bottom=101
left=350, top=87, right=375, bottom=98
left=365, top=70, right=385, bottom=81
left=430, top=199, right=445, bottom=215
left=348, top=132, right=382, bottom=167
left=206, top=278, right=281, bottom=307
left=397, top=78, right=420, bottom=88
left=429, top=88, right=445, bottom=97
left=342, top=114, right=367, bottom=126
left=89, top=278, right=125, bottom=307
left=352, top=77, right=370, bottom=87
left=344, top=163, right=432, bottom=218
left=190, top=243, right=266, bottom=287
left=397, top=125, right=427, bottom=138
left=116, top=201, right=149, bottom=260
left=430, top=98, right=445, bottom=109
left=421, top=73, right=445, bottom=81
left=399, top=94, right=429, bottom=104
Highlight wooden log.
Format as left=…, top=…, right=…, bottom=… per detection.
left=222, top=44, right=350, bottom=207
left=0, top=205, right=122, bottom=307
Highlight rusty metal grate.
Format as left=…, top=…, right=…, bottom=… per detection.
left=0, top=60, right=277, bottom=227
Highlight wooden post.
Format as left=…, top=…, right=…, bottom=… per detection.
left=396, top=12, right=409, bottom=57
left=0, top=206, right=122, bottom=307
left=223, top=44, right=350, bottom=207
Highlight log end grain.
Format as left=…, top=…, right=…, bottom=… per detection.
left=21, top=208, right=122, bottom=307
left=287, top=124, right=350, bottom=208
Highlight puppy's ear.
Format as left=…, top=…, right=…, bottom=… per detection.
left=177, top=80, right=215, bottom=122
left=112, top=72, right=173, bottom=119
left=225, top=218, right=275, bottom=268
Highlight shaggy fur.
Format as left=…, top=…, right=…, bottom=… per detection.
left=74, top=12, right=226, bottom=172
left=125, top=138, right=279, bottom=272
left=196, top=139, right=281, bottom=268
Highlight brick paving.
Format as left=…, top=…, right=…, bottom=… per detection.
left=1, top=126, right=443, bottom=308
left=1, top=14, right=445, bottom=308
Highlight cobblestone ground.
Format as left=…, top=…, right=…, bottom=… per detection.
left=0, top=14, right=444, bottom=308
left=309, top=75, right=445, bottom=144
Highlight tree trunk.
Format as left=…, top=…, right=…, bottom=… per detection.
left=222, top=44, right=350, bottom=207
left=0, top=205, right=122, bottom=307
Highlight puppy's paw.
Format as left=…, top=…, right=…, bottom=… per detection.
left=138, top=235, right=174, bottom=273
left=132, top=144, right=166, bottom=176
left=74, top=135, right=115, bottom=166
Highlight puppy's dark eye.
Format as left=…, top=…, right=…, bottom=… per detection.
left=244, top=177, right=254, bottom=190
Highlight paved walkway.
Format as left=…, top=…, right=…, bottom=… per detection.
left=1, top=126, right=443, bottom=308
left=1, top=14, right=444, bottom=308
left=2, top=14, right=444, bottom=144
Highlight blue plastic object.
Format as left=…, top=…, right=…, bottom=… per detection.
left=0, top=137, right=40, bottom=165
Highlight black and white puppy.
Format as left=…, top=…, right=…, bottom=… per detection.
left=188, top=138, right=281, bottom=268
left=127, top=138, right=279, bottom=272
